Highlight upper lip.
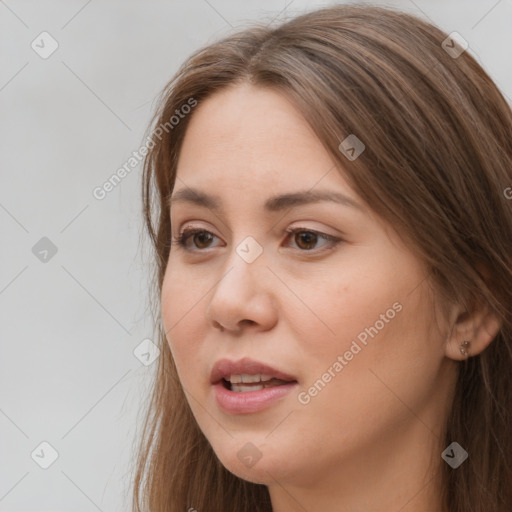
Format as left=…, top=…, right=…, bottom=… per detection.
left=210, top=357, right=298, bottom=384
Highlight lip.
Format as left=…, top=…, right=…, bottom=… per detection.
left=210, top=357, right=298, bottom=384
left=213, top=381, right=298, bottom=414
left=210, top=357, right=298, bottom=415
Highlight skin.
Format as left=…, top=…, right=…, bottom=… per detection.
left=161, top=83, right=500, bottom=512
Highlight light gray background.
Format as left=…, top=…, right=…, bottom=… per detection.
left=1, top=0, right=511, bottom=510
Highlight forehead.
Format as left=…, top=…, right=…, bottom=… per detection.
left=174, top=84, right=360, bottom=208
left=178, top=84, right=327, bottom=172
left=180, top=83, right=309, bottom=139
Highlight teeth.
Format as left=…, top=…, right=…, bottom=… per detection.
left=230, top=379, right=289, bottom=392
left=231, top=384, right=265, bottom=392
left=228, top=374, right=273, bottom=384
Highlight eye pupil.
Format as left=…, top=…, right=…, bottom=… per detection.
left=296, top=231, right=317, bottom=250
left=195, top=232, right=212, bottom=248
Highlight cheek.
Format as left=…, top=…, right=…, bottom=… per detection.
left=160, top=263, right=207, bottom=375
left=289, top=256, right=437, bottom=417
left=289, top=260, right=405, bottom=359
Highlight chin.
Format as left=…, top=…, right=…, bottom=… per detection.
left=212, top=440, right=300, bottom=486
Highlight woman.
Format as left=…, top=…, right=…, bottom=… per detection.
left=132, top=4, right=512, bottom=511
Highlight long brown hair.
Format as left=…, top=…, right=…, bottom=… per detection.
left=131, top=5, right=512, bottom=511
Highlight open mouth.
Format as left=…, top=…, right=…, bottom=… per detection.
left=221, top=377, right=297, bottom=393
left=211, top=362, right=299, bottom=413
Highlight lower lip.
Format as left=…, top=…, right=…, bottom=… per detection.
left=213, top=381, right=298, bottom=414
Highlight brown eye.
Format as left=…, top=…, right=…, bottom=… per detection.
left=285, top=227, right=341, bottom=252
left=294, top=231, right=318, bottom=250
left=171, top=226, right=342, bottom=254
left=192, top=231, right=214, bottom=249
left=171, top=228, right=219, bottom=250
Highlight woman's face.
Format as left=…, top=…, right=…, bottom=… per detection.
left=161, top=83, right=456, bottom=495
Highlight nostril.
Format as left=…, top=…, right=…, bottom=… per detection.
left=213, top=321, right=224, bottom=331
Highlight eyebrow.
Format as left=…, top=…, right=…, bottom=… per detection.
left=168, top=187, right=363, bottom=212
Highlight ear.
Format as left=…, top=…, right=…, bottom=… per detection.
left=445, top=298, right=502, bottom=361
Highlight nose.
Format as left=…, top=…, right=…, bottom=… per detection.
left=205, top=250, right=278, bottom=334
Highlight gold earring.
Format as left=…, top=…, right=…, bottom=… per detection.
left=460, top=340, right=470, bottom=356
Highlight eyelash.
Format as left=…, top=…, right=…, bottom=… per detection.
left=171, top=226, right=342, bottom=254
